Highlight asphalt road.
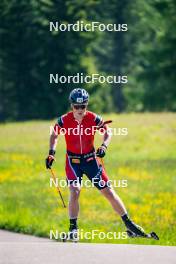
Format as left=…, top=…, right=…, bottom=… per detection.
left=0, top=230, right=175, bottom=264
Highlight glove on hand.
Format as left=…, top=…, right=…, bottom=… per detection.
left=96, top=144, right=107, bottom=158
left=46, top=150, right=56, bottom=169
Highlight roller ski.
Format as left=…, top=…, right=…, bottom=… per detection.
left=126, top=229, right=159, bottom=240
left=61, top=229, right=79, bottom=243
left=125, top=218, right=159, bottom=240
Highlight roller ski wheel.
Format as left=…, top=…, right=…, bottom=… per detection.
left=127, top=229, right=159, bottom=240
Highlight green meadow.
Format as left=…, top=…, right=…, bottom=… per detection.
left=0, top=113, right=175, bottom=245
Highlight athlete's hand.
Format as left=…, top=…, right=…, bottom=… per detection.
left=96, top=144, right=107, bottom=158
left=45, top=150, right=56, bottom=169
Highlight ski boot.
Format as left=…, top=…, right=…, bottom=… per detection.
left=125, top=219, right=159, bottom=240
left=62, top=228, right=79, bottom=243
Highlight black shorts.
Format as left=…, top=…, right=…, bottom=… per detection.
left=65, top=151, right=110, bottom=190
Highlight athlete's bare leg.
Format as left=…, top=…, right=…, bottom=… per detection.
left=69, top=184, right=81, bottom=219
left=100, top=187, right=127, bottom=216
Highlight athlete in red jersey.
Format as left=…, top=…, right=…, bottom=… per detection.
left=46, top=88, right=148, bottom=241
left=54, top=110, right=103, bottom=154
left=52, top=110, right=110, bottom=186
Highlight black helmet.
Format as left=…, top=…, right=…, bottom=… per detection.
left=69, top=88, right=89, bottom=104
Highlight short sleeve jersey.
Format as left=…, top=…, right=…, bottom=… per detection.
left=54, top=111, right=104, bottom=154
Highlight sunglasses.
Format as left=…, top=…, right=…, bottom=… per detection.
left=73, top=104, right=87, bottom=110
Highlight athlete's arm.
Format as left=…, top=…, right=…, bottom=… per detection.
left=102, top=125, right=112, bottom=148
left=95, top=114, right=112, bottom=157
left=96, top=130, right=110, bottom=158
left=49, top=115, right=64, bottom=151
left=49, top=129, right=58, bottom=151
left=45, top=119, right=62, bottom=169
left=95, top=115, right=112, bottom=148
left=45, top=129, right=58, bottom=169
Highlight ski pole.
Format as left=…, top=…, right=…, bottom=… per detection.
left=49, top=168, right=66, bottom=208
left=96, top=155, right=105, bottom=170
left=100, top=157, right=105, bottom=169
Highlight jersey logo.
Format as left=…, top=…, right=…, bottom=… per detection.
left=71, top=158, right=80, bottom=164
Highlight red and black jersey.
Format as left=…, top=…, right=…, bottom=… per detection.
left=54, top=111, right=104, bottom=154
